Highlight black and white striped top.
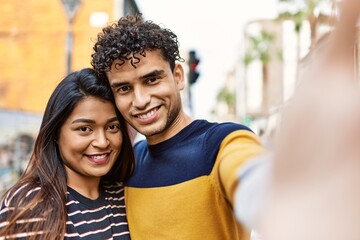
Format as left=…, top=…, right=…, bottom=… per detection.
left=0, top=182, right=131, bottom=239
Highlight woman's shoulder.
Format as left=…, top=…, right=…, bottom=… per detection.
left=1, top=184, right=41, bottom=208
left=0, top=184, right=41, bottom=224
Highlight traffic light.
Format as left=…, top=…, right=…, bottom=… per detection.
left=188, top=50, right=200, bottom=85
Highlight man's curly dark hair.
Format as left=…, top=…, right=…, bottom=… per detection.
left=91, top=14, right=184, bottom=78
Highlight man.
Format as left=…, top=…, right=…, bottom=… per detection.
left=91, top=14, right=265, bottom=239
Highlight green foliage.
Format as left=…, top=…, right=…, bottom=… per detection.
left=244, top=53, right=254, bottom=66
left=242, top=116, right=254, bottom=126
left=243, top=30, right=281, bottom=66
left=277, top=0, right=332, bottom=33
left=217, top=87, right=235, bottom=108
left=276, top=49, right=283, bottom=61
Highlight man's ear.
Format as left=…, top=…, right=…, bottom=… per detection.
left=173, top=63, right=185, bottom=90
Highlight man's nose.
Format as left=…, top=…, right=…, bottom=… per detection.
left=133, top=87, right=150, bottom=109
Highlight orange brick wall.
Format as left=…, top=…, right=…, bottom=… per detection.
left=0, top=0, right=117, bottom=113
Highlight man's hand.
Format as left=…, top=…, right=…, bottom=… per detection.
left=260, top=0, right=360, bottom=239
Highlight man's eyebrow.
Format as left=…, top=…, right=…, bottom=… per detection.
left=110, top=70, right=165, bottom=89
left=110, top=81, right=128, bottom=89
left=139, top=70, right=165, bottom=80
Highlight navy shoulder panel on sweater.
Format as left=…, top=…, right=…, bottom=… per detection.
left=125, top=120, right=252, bottom=188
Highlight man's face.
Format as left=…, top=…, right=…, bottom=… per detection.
left=106, top=50, right=185, bottom=144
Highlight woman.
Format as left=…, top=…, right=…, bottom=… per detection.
left=0, top=68, right=134, bottom=239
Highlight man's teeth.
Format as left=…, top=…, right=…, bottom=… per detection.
left=138, top=109, right=156, bottom=119
left=92, top=154, right=107, bottom=159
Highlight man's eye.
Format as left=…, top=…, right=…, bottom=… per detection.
left=118, top=86, right=130, bottom=92
left=148, top=77, right=159, bottom=84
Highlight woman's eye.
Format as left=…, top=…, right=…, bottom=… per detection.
left=79, top=126, right=91, bottom=132
left=108, top=124, right=120, bottom=132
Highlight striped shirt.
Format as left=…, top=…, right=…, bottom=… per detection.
left=0, top=182, right=130, bottom=239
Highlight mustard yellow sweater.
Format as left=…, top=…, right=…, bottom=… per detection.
left=125, top=120, right=264, bottom=240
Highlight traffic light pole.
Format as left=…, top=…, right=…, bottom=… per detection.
left=188, top=83, right=193, bottom=114
left=187, top=50, right=200, bottom=115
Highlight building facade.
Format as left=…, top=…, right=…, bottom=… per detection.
left=0, top=0, right=139, bottom=113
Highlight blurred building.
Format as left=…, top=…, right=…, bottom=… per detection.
left=237, top=11, right=337, bottom=141
left=0, top=0, right=139, bottom=114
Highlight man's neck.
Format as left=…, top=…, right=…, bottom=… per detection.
left=146, top=112, right=192, bottom=145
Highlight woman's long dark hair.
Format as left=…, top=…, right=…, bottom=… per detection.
left=0, top=68, right=134, bottom=239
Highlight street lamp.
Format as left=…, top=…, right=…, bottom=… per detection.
left=61, top=0, right=81, bottom=74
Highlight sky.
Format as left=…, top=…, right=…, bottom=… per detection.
left=135, top=0, right=278, bottom=119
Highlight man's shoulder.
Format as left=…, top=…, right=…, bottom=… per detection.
left=132, top=120, right=254, bottom=151
left=202, top=120, right=253, bottom=137
left=193, top=120, right=256, bottom=153
left=191, top=119, right=252, bottom=133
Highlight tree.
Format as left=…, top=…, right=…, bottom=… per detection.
left=244, top=30, right=282, bottom=116
left=277, top=0, right=337, bottom=56
left=217, top=87, right=236, bottom=115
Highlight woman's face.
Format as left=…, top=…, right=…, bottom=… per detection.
left=58, top=96, right=123, bottom=187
